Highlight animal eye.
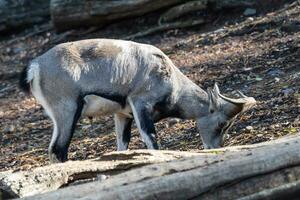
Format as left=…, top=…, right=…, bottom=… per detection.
left=219, top=122, right=226, bottom=127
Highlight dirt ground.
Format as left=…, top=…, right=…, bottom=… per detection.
left=0, top=2, right=299, bottom=172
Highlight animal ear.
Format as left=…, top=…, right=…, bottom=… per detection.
left=213, top=82, right=220, bottom=97
left=208, top=88, right=220, bottom=113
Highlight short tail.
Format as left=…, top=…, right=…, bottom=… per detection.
left=19, top=62, right=39, bottom=94
left=19, top=65, right=30, bottom=94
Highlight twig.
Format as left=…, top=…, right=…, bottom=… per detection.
left=0, top=23, right=52, bottom=48
left=19, top=148, right=45, bottom=157
left=71, top=27, right=100, bottom=36
left=51, top=30, right=75, bottom=44
left=124, top=19, right=206, bottom=40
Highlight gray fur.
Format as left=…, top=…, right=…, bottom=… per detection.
left=26, top=39, right=256, bottom=162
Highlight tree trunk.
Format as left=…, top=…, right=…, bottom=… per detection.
left=1, top=134, right=300, bottom=199
left=0, top=0, right=50, bottom=33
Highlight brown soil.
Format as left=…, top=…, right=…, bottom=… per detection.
left=0, top=2, right=299, bottom=172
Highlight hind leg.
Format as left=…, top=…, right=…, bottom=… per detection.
left=48, top=99, right=83, bottom=163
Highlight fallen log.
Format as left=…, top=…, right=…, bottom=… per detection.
left=0, top=134, right=298, bottom=199
left=0, top=0, right=50, bottom=33
left=50, top=0, right=261, bottom=31
left=158, top=0, right=208, bottom=24
left=26, top=134, right=300, bottom=200
left=157, top=0, right=257, bottom=25
left=50, top=0, right=186, bottom=31
left=0, top=150, right=199, bottom=199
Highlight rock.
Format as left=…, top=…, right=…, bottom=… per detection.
left=257, top=134, right=263, bottom=137
left=255, top=76, right=263, bottom=81
left=282, top=88, right=294, bottom=97
left=267, top=68, right=284, bottom=77
left=243, top=8, right=256, bottom=16
left=246, top=126, right=253, bottom=131
left=5, top=47, right=11, bottom=53
left=3, top=125, right=16, bottom=133
left=247, top=17, right=254, bottom=22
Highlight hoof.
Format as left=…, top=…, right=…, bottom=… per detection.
left=49, top=153, right=62, bottom=164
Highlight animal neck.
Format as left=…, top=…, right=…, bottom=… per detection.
left=172, top=74, right=210, bottom=120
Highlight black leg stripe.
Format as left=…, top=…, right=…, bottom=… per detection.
left=140, top=108, right=156, bottom=134
left=71, top=95, right=84, bottom=136
left=122, top=118, right=133, bottom=144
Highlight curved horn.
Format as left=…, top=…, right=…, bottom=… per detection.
left=212, top=83, right=256, bottom=110
left=213, top=83, right=250, bottom=104
left=218, top=92, right=256, bottom=105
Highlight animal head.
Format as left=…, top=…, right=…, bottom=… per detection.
left=197, top=83, right=256, bottom=149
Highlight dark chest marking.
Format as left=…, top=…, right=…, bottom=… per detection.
left=152, top=95, right=184, bottom=122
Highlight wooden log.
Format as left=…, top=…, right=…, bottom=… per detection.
left=159, top=0, right=208, bottom=24
left=49, top=0, right=260, bottom=35
left=0, top=0, right=50, bottom=33
left=123, top=0, right=258, bottom=39
left=0, top=150, right=199, bottom=198
left=158, top=0, right=261, bottom=24
left=50, top=0, right=263, bottom=31
left=2, top=134, right=298, bottom=199
left=50, top=0, right=187, bottom=31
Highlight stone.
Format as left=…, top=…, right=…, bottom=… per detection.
left=246, top=126, right=253, bottom=131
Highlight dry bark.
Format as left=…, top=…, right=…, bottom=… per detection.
left=0, top=0, right=50, bottom=33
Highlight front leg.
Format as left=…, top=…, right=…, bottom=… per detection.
left=128, top=98, right=158, bottom=149
left=114, top=113, right=133, bottom=151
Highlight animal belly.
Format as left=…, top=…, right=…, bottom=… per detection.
left=82, top=95, right=122, bottom=116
